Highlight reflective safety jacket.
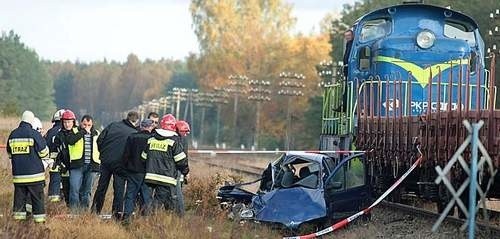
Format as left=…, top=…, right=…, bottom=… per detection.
left=56, top=127, right=100, bottom=170
left=7, top=122, right=49, bottom=185
left=143, top=129, right=189, bottom=186
left=68, top=127, right=100, bottom=170
left=44, top=121, right=62, bottom=172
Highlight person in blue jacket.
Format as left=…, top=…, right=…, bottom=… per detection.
left=6, top=111, right=49, bottom=223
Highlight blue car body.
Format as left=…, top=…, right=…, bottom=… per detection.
left=217, top=152, right=370, bottom=229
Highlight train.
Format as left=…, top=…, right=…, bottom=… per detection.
left=319, top=2, right=499, bottom=214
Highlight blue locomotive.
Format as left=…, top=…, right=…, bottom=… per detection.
left=347, top=3, right=489, bottom=116
left=321, top=2, right=499, bottom=214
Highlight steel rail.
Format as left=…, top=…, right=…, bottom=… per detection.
left=381, top=200, right=500, bottom=235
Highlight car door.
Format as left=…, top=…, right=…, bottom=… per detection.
left=324, top=154, right=371, bottom=220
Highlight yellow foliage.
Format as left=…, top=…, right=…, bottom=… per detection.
left=189, top=1, right=331, bottom=144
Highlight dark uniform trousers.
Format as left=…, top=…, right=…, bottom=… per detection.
left=61, top=174, right=70, bottom=206
left=91, top=163, right=126, bottom=216
left=13, top=183, right=45, bottom=222
left=150, top=184, right=176, bottom=211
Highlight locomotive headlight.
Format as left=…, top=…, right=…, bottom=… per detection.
left=416, top=30, right=436, bottom=49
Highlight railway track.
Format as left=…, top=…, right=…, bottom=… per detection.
left=190, top=157, right=263, bottom=177
left=381, top=201, right=500, bottom=236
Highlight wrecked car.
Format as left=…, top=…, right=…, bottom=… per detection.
left=217, top=152, right=371, bottom=229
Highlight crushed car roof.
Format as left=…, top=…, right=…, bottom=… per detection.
left=283, top=152, right=326, bottom=164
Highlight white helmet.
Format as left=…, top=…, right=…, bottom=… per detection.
left=32, top=117, right=43, bottom=132
left=52, top=109, right=66, bottom=122
left=21, top=110, right=35, bottom=125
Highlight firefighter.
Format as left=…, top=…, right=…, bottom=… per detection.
left=6, top=110, right=49, bottom=223
left=54, top=110, right=79, bottom=207
left=143, top=114, right=189, bottom=213
left=45, top=109, right=65, bottom=202
left=174, top=120, right=190, bottom=215
left=32, top=117, right=51, bottom=169
left=22, top=116, right=47, bottom=217
left=32, top=117, right=43, bottom=134
left=175, top=120, right=190, bottom=184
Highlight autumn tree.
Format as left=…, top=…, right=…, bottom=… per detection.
left=188, top=0, right=337, bottom=149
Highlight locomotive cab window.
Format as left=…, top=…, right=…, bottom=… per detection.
left=444, top=21, right=476, bottom=46
left=359, top=18, right=391, bottom=43
left=358, top=46, right=371, bottom=71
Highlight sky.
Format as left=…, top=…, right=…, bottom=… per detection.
left=0, top=0, right=356, bottom=62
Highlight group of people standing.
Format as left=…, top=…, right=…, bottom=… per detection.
left=6, top=109, right=190, bottom=223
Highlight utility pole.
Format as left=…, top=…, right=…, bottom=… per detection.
left=195, top=90, right=227, bottom=147
left=278, top=72, right=306, bottom=150
left=190, top=89, right=197, bottom=126
left=183, top=89, right=198, bottom=120
left=195, top=92, right=212, bottom=146
left=226, top=75, right=248, bottom=146
left=149, top=99, right=160, bottom=114
left=213, top=87, right=229, bottom=148
left=248, top=79, right=272, bottom=149
left=159, top=96, right=172, bottom=115
left=171, top=87, right=196, bottom=120
left=159, top=97, right=167, bottom=115
left=172, top=88, right=184, bottom=117
left=487, top=9, right=499, bottom=56
left=138, top=104, right=145, bottom=121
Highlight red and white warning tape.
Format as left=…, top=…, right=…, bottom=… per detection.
left=190, top=150, right=366, bottom=154
left=283, top=148, right=423, bottom=239
left=53, top=214, right=113, bottom=220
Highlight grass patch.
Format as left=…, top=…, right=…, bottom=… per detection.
left=0, top=166, right=279, bottom=238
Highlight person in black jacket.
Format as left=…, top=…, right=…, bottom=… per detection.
left=122, top=119, right=155, bottom=221
left=91, top=111, right=138, bottom=219
left=147, top=112, right=160, bottom=129
left=342, top=30, right=353, bottom=79
left=54, top=110, right=81, bottom=207
left=336, top=29, right=354, bottom=113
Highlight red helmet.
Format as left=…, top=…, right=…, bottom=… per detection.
left=61, top=110, right=76, bottom=120
left=160, top=114, right=177, bottom=131
left=176, top=120, right=190, bottom=136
